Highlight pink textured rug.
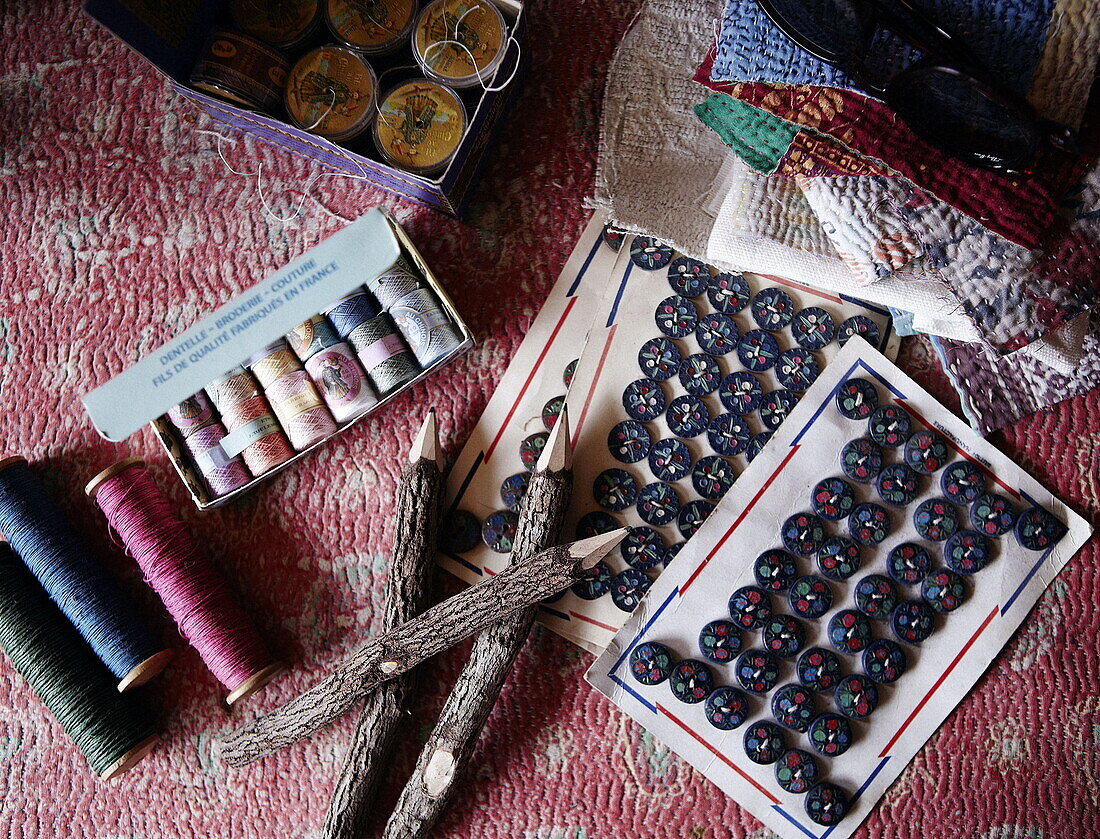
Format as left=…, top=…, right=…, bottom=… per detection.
left=1, top=2, right=1099, bottom=837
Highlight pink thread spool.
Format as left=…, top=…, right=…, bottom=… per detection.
left=265, top=369, right=337, bottom=449
left=303, top=342, right=378, bottom=423
left=206, top=367, right=295, bottom=476
left=86, top=459, right=283, bottom=707
left=166, top=392, right=217, bottom=439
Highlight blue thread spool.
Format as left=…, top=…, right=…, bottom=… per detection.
left=324, top=288, right=383, bottom=339
left=0, top=457, right=172, bottom=691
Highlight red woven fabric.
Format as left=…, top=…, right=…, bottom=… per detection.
left=0, top=4, right=1098, bottom=838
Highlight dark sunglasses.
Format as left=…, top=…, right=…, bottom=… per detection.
left=754, top=0, right=1077, bottom=174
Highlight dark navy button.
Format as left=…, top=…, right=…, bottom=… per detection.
left=500, top=472, right=530, bottom=508
left=666, top=395, right=710, bottom=438
left=622, top=378, right=666, bottom=422
left=782, top=512, right=827, bottom=556
left=736, top=329, right=780, bottom=372
left=854, top=574, right=897, bottom=620
left=763, top=615, right=806, bottom=658
left=862, top=638, right=907, bottom=684
left=692, top=455, right=737, bottom=500
left=610, top=569, right=653, bottom=612
left=440, top=509, right=481, bottom=554
left=1015, top=505, right=1068, bottom=551
left=667, top=256, right=709, bottom=297
left=922, top=568, right=967, bottom=613
left=707, top=413, right=752, bottom=456
left=699, top=619, right=742, bottom=663
left=886, top=542, right=932, bottom=585
left=743, top=720, right=786, bottom=764
left=807, top=713, right=853, bottom=757
left=520, top=431, right=548, bottom=471
left=797, top=647, right=842, bottom=692
left=648, top=438, right=692, bottom=482
left=840, top=437, right=884, bottom=483
left=943, top=529, right=992, bottom=574
left=827, top=609, right=873, bottom=654
left=602, top=225, right=624, bottom=251
left=563, top=358, right=578, bottom=388
left=637, top=336, right=682, bottom=381
left=788, top=576, right=833, bottom=620
left=816, top=535, right=863, bottom=580
left=891, top=600, right=937, bottom=643
left=621, top=526, right=666, bottom=570
left=776, top=348, right=820, bottom=392
left=571, top=560, right=612, bottom=599
left=835, top=377, right=879, bottom=420
left=677, top=500, right=714, bottom=539
left=482, top=509, right=519, bottom=553
left=708, top=272, right=751, bottom=314
left=594, top=468, right=638, bottom=511
left=940, top=460, right=986, bottom=504
left=629, top=641, right=674, bottom=685
left=913, top=497, right=959, bottom=542
left=970, top=492, right=1017, bottom=537
left=669, top=659, right=714, bottom=703
left=838, top=315, right=880, bottom=348
left=876, top=463, right=921, bottom=507
left=772, top=686, right=817, bottom=733
left=575, top=511, right=619, bottom=539
left=719, top=371, right=764, bottom=415
left=751, top=288, right=795, bottom=330
left=678, top=353, right=722, bottom=396
left=868, top=404, right=912, bottom=448
left=705, top=686, right=750, bottom=730
left=608, top=420, right=651, bottom=464
left=746, top=432, right=773, bottom=462
left=729, top=585, right=772, bottom=630
left=775, top=748, right=819, bottom=793
left=811, top=477, right=856, bottom=520
left=695, top=312, right=740, bottom=356
left=630, top=236, right=673, bottom=270
left=904, top=429, right=951, bottom=474
left=834, top=673, right=879, bottom=719
left=760, top=389, right=800, bottom=430
left=805, top=782, right=850, bottom=826
left=542, top=395, right=565, bottom=431
left=754, top=548, right=800, bottom=592
left=848, top=502, right=892, bottom=545
left=636, top=482, right=680, bottom=526
left=792, top=307, right=836, bottom=351
left=654, top=295, right=698, bottom=338
left=736, top=649, right=781, bottom=694
left=664, top=541, right=686, bottom=566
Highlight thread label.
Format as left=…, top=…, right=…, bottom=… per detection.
left=358, top=333, right=406, bottom=369
left=221, top=416, right=282, bottom=459
left=193, top=442, right=236, bottom=472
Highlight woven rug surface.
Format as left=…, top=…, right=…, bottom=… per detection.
left=1, top=2, right=1100, bottom=838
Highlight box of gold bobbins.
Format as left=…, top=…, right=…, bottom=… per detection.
left=81, top=209, right=474, bottom=509
left=83, top=0, right=525, bottom=216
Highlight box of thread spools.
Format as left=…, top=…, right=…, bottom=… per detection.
left=83, top=0, right=525, bottom=216
left=81, top=208, right=473, bottom=509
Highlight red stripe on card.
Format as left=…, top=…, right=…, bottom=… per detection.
left=572, top=325, right=618, bottom=448
left=757, top=273, right=844, bottom=304
left=680, top=445, right=801, bottom=594
left=658, top=703, right=781, bottom=804
left=485, top=297, right=579, bottom=462
left=568, top=611, right=617, bottom=632
left=878, top=605, right=998, bottom=757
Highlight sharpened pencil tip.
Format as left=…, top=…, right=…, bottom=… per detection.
left=410, top=409, right=441, bottom=467
left=569, top=527, right=631, bottom=569
left=535, top=404, right=572, bottom=472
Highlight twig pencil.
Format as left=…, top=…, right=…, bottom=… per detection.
left=323, top=411, right=443, bottom=839
left=380, top=406, right=574, bottom=839
left=219, top=528, right=628, bottom=767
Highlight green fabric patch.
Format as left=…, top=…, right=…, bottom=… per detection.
left=693, top=94, right=801, bottom=174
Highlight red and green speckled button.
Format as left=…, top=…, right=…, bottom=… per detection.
left=891, top=599, right=937, bottom=643
left=629, top=236, right=673, bottom=270
left=772, top=684, right=818, bottom=733
left=904, top=429, right=952, bottom=474
left=840, top=437, right=884, bottom=483
left=836, top=377, right=879, bottom=420
left=754, top=548, right=800, bottom=592
left=1015, top=505, right=1068, bottom=550
left=886, top=542, right=932, bottom=585
left=782, top=512, right=827, bottom=556
left=729, top=585, right=772, bottom=630
left=970, top=491, right=1017, bottom=537
left=763, top=614, right=806, bottom=658
left=817, top=535, right=863, bottom=580
left=807, top=713, right=852, bottom=757
left=811, top=477, right=856, bottom=520
left=922, top=568, right=967, bottom=613
left=862, top=638, right=907, bottom=684
left=834, top=673, right=879, bottom=719
left=698, top=619, right=742, bottom=663
left=788, top=575, right=833, bottom=619
left=705, top=685, right=750, bottom=730
left=876, top=463, right=921, bottom=507
left=743, top=720, right=786, bottom=764
left=827, top=609, right=873, bottom=653
left=853, top=574, right=898, bottom=620
left=669, top=659, right=714, bottom=703
left=797, top=647, right=842, bottom=692
left=629, top=640, right=674, bottom=685
left=868, top=404, right=912, bottom=448
left=943, top=529, right=992, bottom=574
left=849, top=502, right=892, bottom=545
left=805, top=782, right=850, bottom=826
left=913, top=497, right=959, bottom=542
left=775, top=748, right=819, bottom=793
left=736, top=649, right=781, bottom=694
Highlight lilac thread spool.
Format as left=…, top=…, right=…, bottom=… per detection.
left=285, top=314, right=341, bottom=363
left=389, top=286, right=464, bottom=367
left=304, top=342, right=378, bottom=423
left=166, top=392, right=218, bottom=439
left=183, top=424, right=252, bottom=496
left=346, top=313, right=420, bottom=395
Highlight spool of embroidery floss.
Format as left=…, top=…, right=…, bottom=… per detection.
left=247, top=340, right=337, bottom=450
left=0, top=457, right=172, bottom=691
left=0, top=543, right=159, bottom=779
left=389, top=286, right=465, bottom=367
left=366, top=257, right=423, bottom=309
left=206, top=366, right=295, bottom=476
left=304, top=342, right=378, bottom=423
left=412, top=0, right=508, bottom=89
left=346, top=313, right=421, bottom=395
left=166, top=394, right=251, bottom=497
left=285, top=314, right=342, bottom=363
left=324, top=289, right=383, bottom=339
left=86, top=459, right=284, bottom=707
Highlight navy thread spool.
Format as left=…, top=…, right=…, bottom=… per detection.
left=0, top=457, right=172, bottom=691
left=366, top=257, right=423, bottom=309
left=0, top=543, right=160, bottom=779
left=389, top=286, right=465, bottom=368
left=325, top=288, right=383, bottom=339
left=346, top=313, right=421, bottom=395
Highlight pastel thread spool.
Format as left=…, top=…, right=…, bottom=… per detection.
left=0, top=543, right=159, bottom=779
left=325, top=290, right=383, bottom=339
left=206, top=367, right=295, bottom=477
left=390, top=286, right=464, bottom=367
left=286, top=314, right=341, bottom=363
left=247, top=340, right=302, bottom=389
left=367, top=259, right=424, bottom=309
left=303, top=341, right=379, bottom=423
left=0, top=457, right=172, bottom=691
left=166, top=392, right=218, bottom=440
left=347, top=313, right=421, bottom=394
left=182, top=423, right=252, bottom=497
left=264, top=369, right=338, bottom=450
left=86, top=459, right=284, bottom=707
